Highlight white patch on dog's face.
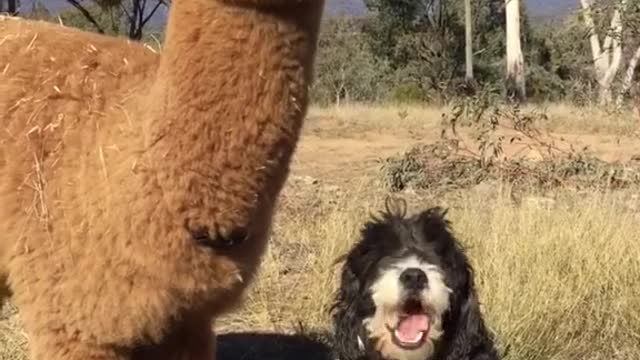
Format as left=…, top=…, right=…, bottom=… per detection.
left=362, top=255, right=451, bottom=360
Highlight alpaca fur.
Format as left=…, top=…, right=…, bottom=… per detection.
left=330, top=198, right=500, bottom=360
left=0, top=0, right=324, bottom=359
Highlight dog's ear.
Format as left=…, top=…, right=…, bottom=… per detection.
left=442, top=283, right=501, bottom=360
left=330, top=258, right=369, bottom=360
left=412, top=206, right=454, bottom=247
left=416, top=206, right=449, bottom=224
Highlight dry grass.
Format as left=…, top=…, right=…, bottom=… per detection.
left=308, top=103, right=640, bottom=136
left=2, top=103, right=640, bottom=360
left=216, top=183, right=640, bottom=360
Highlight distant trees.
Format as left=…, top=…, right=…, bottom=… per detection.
left=17, top=0, right=638, bottom=108
left=312, top=17, right=389, bottom=105
left=310, top=0, right=640, bottom=107
left=579, top=0, right=640, bottom=106
left=9, top=0, right=167, bottom=41
left=580, top=0, right=625, bottom=105
left=61, top=0, right=168, bottom=39
left=355, top=0, right=509, bottom=103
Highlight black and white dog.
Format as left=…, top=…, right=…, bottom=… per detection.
left=330, top=198, right=500, bottom=360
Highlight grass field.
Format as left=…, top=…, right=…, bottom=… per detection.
left=2, top=104, right=640, bottom=360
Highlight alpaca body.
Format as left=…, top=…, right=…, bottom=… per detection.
left=0, top=1, right=324, bottom=358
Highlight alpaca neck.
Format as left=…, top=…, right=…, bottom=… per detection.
left=140, top=0, right=324, bottom=231
left=145, top=0, right=324, bottom=146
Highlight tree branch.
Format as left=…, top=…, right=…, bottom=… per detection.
left=580, top=0, right=606, bottom=70
left=141, top=0, right=163, bottom=27
left=66, top=0, right=105, bottom=34
left=601, top=0, right=626, bottom=86
left=120, top=2, right=133, bottom=24
left=617, top=44, right=640, bottom=103
left=138, top=0, right=146, bottom=27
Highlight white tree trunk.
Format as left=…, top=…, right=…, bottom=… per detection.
left=464, top=0, right=474, bottom=83
left=505, top=0, right=525, bottom=101
left=580, top=0, right=626, bottom=105
left=581, top=0, right=609, bottom=76
left=617, top=45, right=640, bottom=104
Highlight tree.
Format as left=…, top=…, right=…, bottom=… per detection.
left=464, top=0, right=474, bottom=84
left=28, top=0, right=51, bottom=20
left=362, top=0, right=442, bottom=70
left=361, top=0, right=512, bottom=101
left=619, top=44, right=640, bottom=104
left=120, top=0, right=168, bottom=40
left=65, top=0, right=168, bottom=40
left=616, top=1, right=640, bottom=104
left=312, top=17, right=390, bottom=105
left=57, top=2, right=125, bottom=35
left=580, top=0, right=626, bottom=105
left=505, top=0, right=526, bottom=102
left=0, top=0, right=20, bottom=15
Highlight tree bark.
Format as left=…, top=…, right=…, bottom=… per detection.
left=464, top=0, right=474, bottom=84
left=617, top=45, right=640, bottom=104
left=6, top=0, right=19, bottom=15
left=580, top=0, right=626, bottom=105
left=505, top=0, right=526, bottom=102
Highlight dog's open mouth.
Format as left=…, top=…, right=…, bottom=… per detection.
left=390, top=298, right=431, bottom=349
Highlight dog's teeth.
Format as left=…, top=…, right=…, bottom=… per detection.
left=393, top=330, right=425, bottom=345
left=409, top=332, right=422, bottom=343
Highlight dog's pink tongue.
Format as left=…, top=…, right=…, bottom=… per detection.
left=396, top=315, right=430, bottom=343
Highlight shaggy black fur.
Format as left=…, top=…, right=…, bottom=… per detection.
left=330, top=198, right=501, bottom=360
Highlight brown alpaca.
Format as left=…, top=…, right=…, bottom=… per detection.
left=0, top=1, right=324, bottom=359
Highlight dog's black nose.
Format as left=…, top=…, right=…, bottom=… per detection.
left=399, top=268, right=428, bottom=290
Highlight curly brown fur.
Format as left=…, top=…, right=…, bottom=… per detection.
left=0, top=1, right=324, bottom=359
left=221, top=0, right=315, bottom=6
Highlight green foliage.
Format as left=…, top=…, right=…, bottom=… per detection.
left=14, top=0, right=640, bottom=107
left=311, top=16, right=392, bottom=105
left=56, top=3, right=126, bottom=36
left=309, top=0, right=640, bottom=106
left=390, top=83, right=427, bottom=104
left=312, top=0, right=516, bottom=105
left=381, top=92, right=640, bottom=193
left=18, top=0, right=168, bottom=41
left=26, top=0, right=50, bottom=20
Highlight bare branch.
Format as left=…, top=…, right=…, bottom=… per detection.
left=141, top=0, right=163, bottom=27
left=138, top=0, right=146, bottom=27
left=580, top=0, right=606, bottom=70
left=618, top=44, right=640, bottom=102
left=120, top=2, right=133, bottom=23
left=66, top=0, right=105, bottom=34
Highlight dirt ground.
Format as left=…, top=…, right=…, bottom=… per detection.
left=294, top=114, right=640, bottom=184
